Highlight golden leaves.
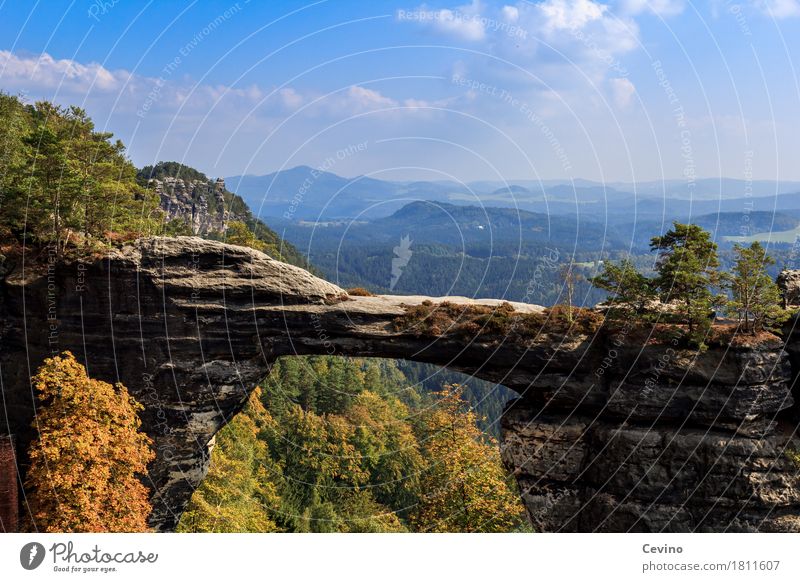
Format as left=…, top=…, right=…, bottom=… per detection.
left=25, top=351, right=154, bottom=532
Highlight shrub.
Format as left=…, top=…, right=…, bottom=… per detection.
left=393, top=300, right=603, bottom=342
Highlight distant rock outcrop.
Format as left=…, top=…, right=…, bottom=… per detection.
left=778, top=269, right=800, bottom=309
left=150, top=176, right=233, bottom=235
left=2, top=238, right=800, bottom=532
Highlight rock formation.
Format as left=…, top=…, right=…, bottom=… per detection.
left=150, top=177, right=231, bottom=235
left=1, top=237, right=799, bottom=532
left=779, top=269, right=800, bottom=309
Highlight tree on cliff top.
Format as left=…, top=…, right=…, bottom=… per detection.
left=25, top=352, right=154, bottom=532
left=651, top=222, right=722, bottom=342
left=0, top=95, right=161, bottom=253
left=591, top=258, right=656, bottom=318
left=727, top=241, right=789, bottom=333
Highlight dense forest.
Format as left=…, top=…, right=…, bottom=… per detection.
left=272, top=202, right=797, bottom=308
left=178, top=356, right=526, bottom=532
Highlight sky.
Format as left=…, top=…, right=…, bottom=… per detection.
left=1, top=0, right=799, bottom=186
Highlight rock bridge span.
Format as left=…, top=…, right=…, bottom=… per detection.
left=2, top=236, right=799, bottom=532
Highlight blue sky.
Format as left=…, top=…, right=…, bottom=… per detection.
left=1, top=0, right=799, bottom=186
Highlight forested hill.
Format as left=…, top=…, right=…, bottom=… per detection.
left=0, top=92, right=306, bottom=270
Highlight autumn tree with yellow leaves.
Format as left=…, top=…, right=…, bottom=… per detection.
left=411, top=385, right=525, bottom=532
left=25, top=352, right=154, bottom=532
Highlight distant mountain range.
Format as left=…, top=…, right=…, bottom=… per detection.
left=226, top=165, right=800, bottom=224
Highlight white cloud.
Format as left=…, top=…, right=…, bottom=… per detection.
left=0, top=50, right=130, bottom=93
left=0, top=51, right=427, bottom=123
left=399, top=0, right=640, bottom=83
left=344, top=85, right=398, bottom=110
left=435, top=8, right=487, bottom=40
left=539, top=0, right=608, bottom=31
left=403, top=98, right=432, bottom=109
left=279, top=87, right=304, bottom=110
left=610, top=77, right=636, bottom=108
left=534, top=0, right=640, bottom=61
left=502, top=5, right=520, bottom=22
left=750, top=0, right=800, bottom=18
left=619, top=0, right=686, bottom=17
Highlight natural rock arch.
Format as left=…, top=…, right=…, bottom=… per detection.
left=2, top=237, right=799, bottom=532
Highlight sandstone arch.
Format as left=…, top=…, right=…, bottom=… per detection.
left=2, top=237, right=799, bottom=532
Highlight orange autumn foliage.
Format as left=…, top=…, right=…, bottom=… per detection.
left=25, top=351, right=154, bottom=532
left=411, top=385, right=525, bottom=532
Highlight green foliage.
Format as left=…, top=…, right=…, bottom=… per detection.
left=726, top=241, right=789, bottom=333
left=0, top=94, right=161, bottom=252
left=179, top=356, right=527, bottom=533
left=394, top=360, right=511, bottom=437
left=136, top=161, right=208, bottom=185
left=786, top=448, right=800, bottom=468
left=591, top=258, right=656, bottom=318
left=161, top=218, right=193, bottom=236
left=410, top=386, right=526, bottom=532
left=178, top=387, right=282, bottom=532
left=0, top=93, right=29, bottom=196
left=650, top=222, right=723, bottom=343
left=588, top=223, right=794, bottom=343
left=221, top=218, right=310, bottom=268
left=223, top=220, right=269, bottom=253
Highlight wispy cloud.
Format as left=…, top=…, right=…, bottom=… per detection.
left=0, top=50, right=130, bottom=93
left=0, top=50, right=429, bottom=120
left=396, top=1, right=489, bottom=41
left=610, top=76, right=636, bottom=108
left=750, top=0, right=800, bottom=18
left=538, top=0, right=609, bottom=31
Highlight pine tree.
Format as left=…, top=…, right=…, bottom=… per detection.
left=0, top=92, right=30, bottom=234
left=650, top=222, right=722, bottom=343
left=726, top=241, right=788, bottom=333
left=344, top=391, right=424, bottom=511
left=25, top=352, right=154, bottom=532
left=0, top=96, right=160, bottom=251
left=591, top=258, right=655, bottom=317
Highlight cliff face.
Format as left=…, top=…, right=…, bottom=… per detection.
left=501, top=332, right=800, bottom=532
left=1, top=237, right=799, bottom=532
left=151, top=177, right=234, bottom=235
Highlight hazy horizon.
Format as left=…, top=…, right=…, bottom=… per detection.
left=225, top=164, right=800, bottom=189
